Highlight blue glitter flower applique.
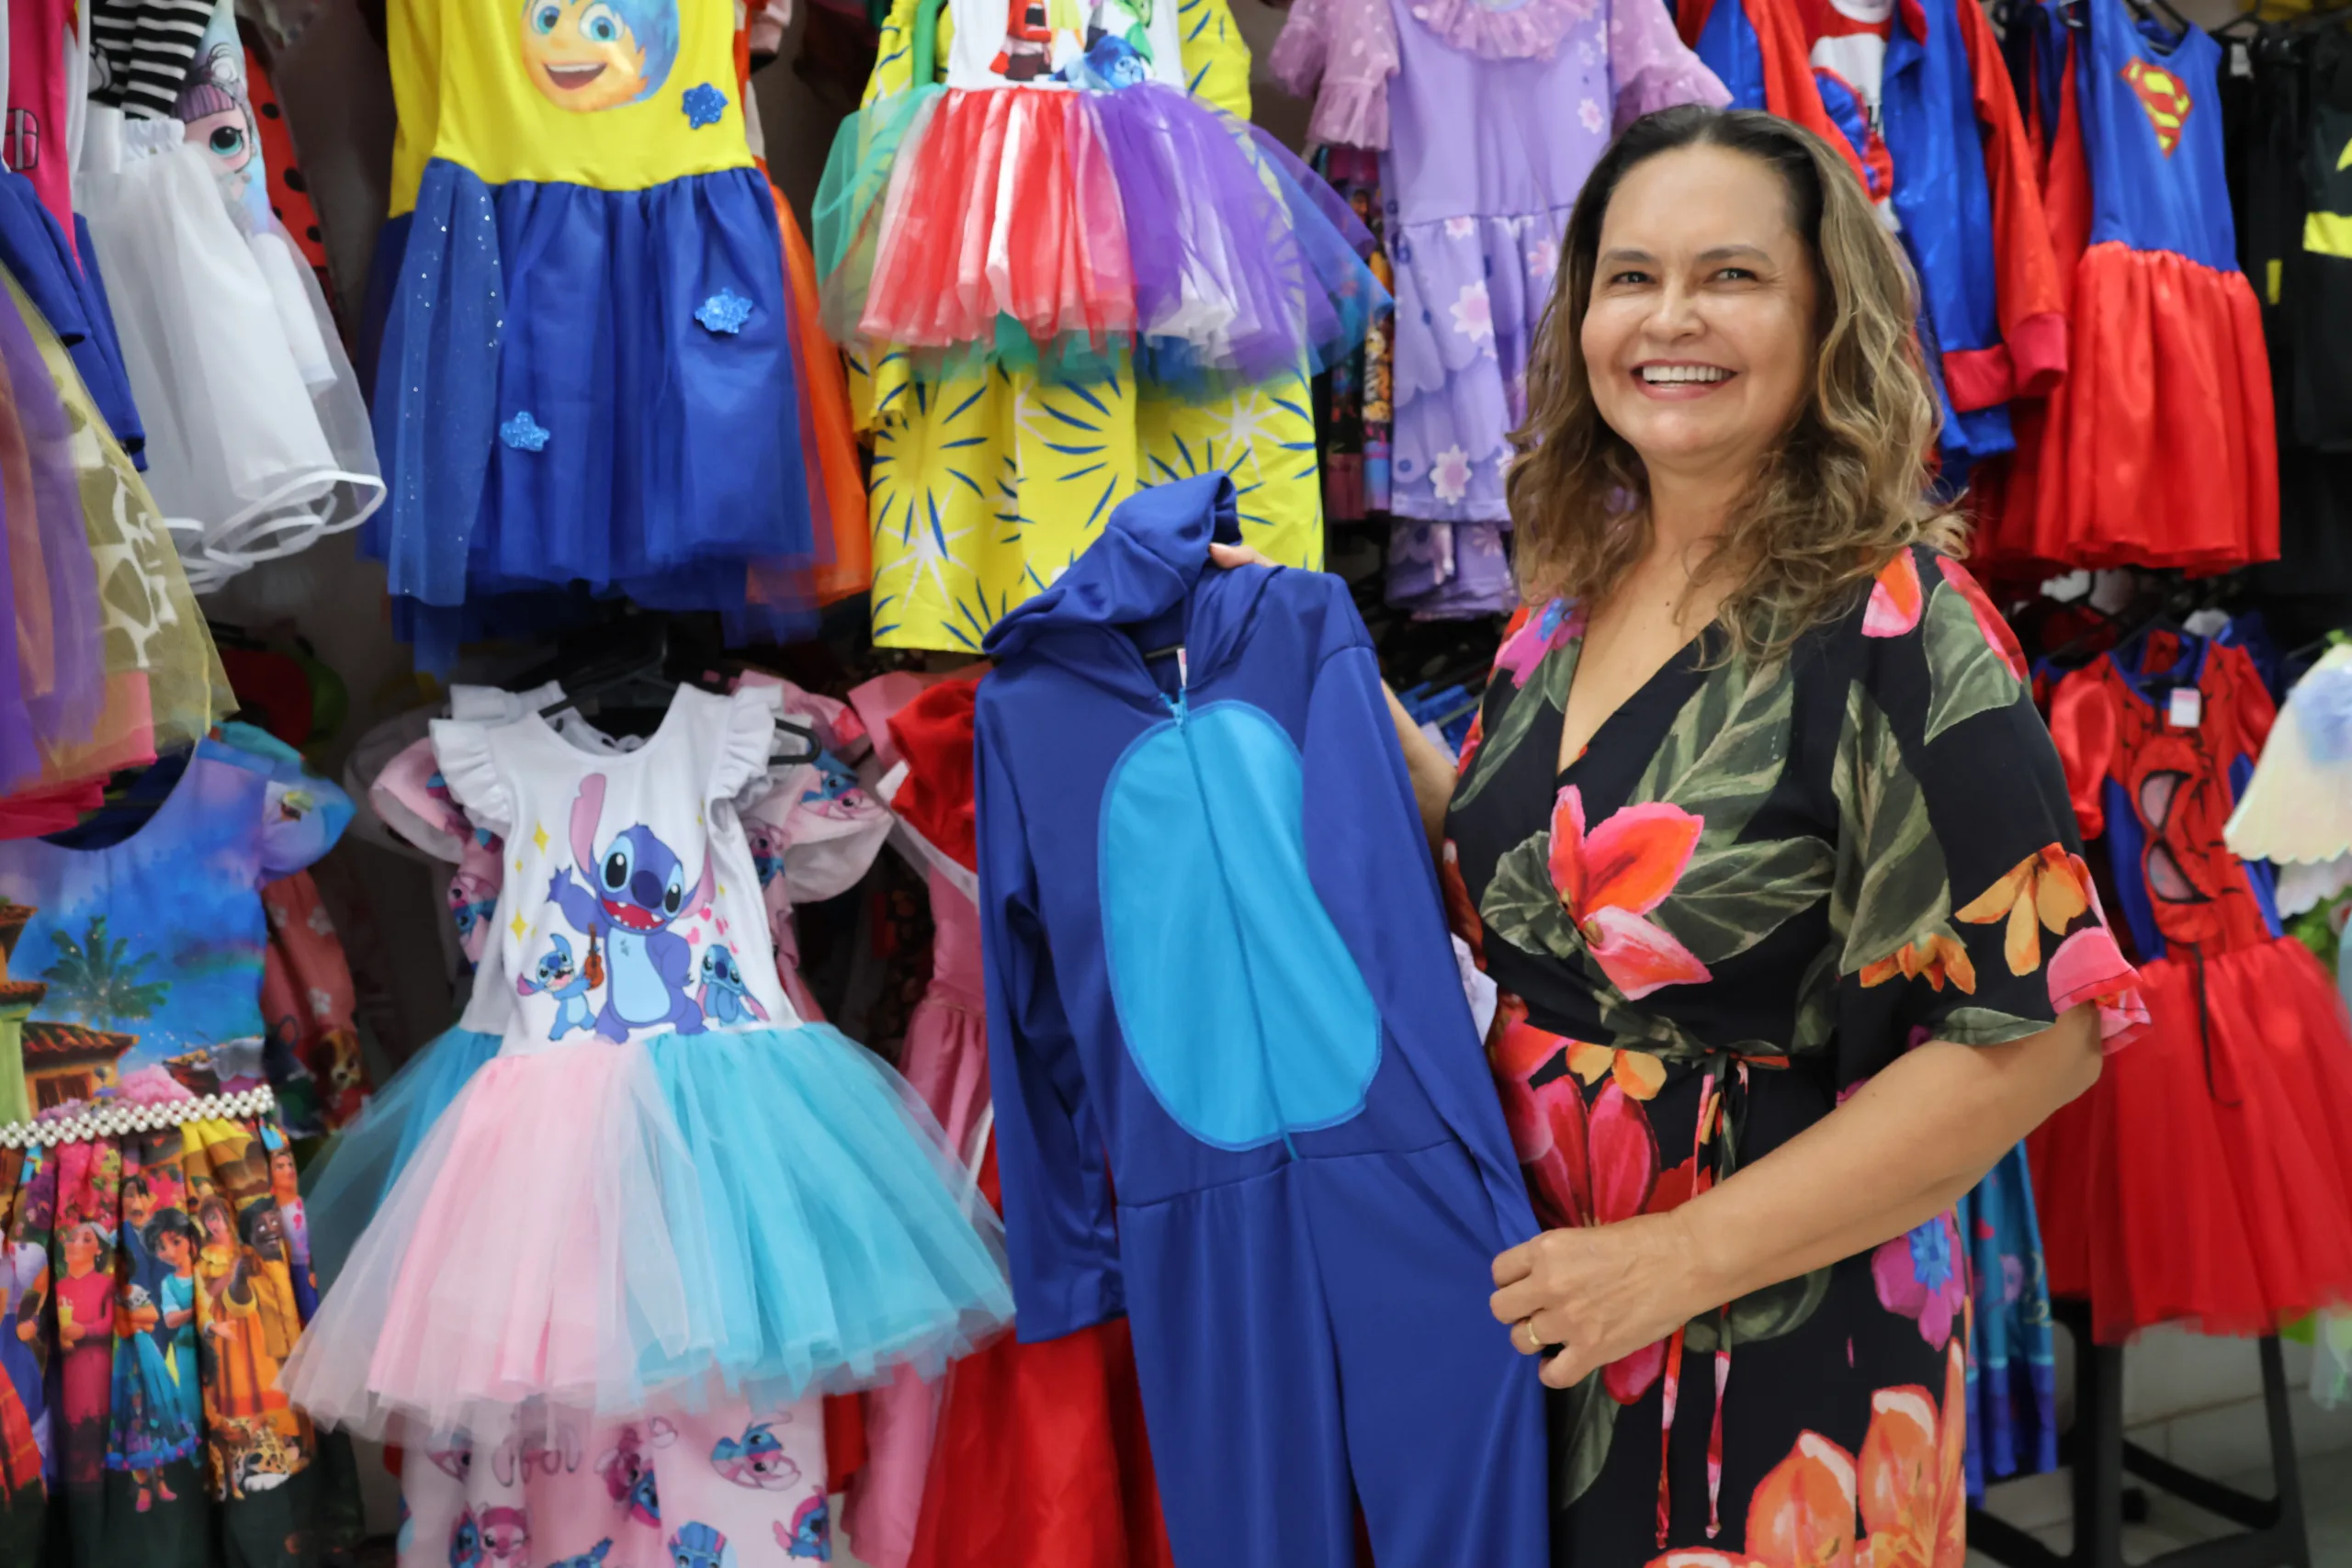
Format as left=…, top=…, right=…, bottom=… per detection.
left=682, top=84, right=728, bottom=129
left=695, top=288, right=754, bottom=335
left=500, top=411, right=551, bottom=453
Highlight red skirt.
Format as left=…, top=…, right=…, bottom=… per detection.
left=2029, top=242, right=2278, bottom=574
left=905, top=1315, right=1174, bottom=1568
left=2031, top=936, right=2352, bottom=1343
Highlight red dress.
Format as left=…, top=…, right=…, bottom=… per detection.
left=2037, top=632, right=2352, bottom=1341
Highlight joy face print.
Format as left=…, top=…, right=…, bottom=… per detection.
left=518, top=0, right=679, bottom=111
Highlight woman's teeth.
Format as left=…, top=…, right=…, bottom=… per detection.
left=1639, top=366, right=1731, bottom=384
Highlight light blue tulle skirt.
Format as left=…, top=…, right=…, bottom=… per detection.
left=283, top=1023, right=1013, bottom=1438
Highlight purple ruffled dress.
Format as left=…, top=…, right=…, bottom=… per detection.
left=1276, top=0, right=1724, bottom=615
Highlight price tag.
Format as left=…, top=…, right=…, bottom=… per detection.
left=2167, top=687, right=2202, bottom=729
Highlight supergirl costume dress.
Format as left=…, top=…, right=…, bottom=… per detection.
left=2019, top=0, right=2276, bottom=572
left=361, top=0, right=817, bottom=634
left=1444, top=550, right=2145, bottom=1564
left=2033, top=629, right=2352, bottom=1343
left=278, top=687, right=1013, bottom=1467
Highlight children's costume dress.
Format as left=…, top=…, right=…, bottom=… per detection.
left=976, top=474, right=1544, bottom=1568
left=79, top=27, right=386, bottom=595
left=281, top=686, right=1012, bottom=1462
left=0, top=739, right=362, bottom=1568
left=359, top=0, right=815, bottom=629
left=2020, top=0, right=2275, bottom=572
left=830, top=0, right=1341, bottom=654
left=2034, top=630, right=2352, bottom=1342
left=1272, top=0, right=1724, bottom=612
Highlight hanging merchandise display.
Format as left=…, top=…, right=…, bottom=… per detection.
left=356, top=0, right=842, bottom=660
left=975, top=475, right=1546, bottom=1568
left=0, top=731, right=365, bottom=1566
left=1273, top=0, right=1726, bottom=615
left=79, top=3, right=384, bottom=594
left=2033, top=626, right=2352, bottom=1344
left=281, top=682, right=1014, bottom=1568
left=815, top=0, right=1346, bottom=654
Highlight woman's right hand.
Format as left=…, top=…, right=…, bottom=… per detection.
left=1208, top=542, right=1273, bottom=570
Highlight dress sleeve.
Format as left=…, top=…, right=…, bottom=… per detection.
left=708, top=685, right=784, bottom=813
left=257, top=758, right=356, bottom=882
left=1611, top=0, right=1730, bottom=129
left=1833, top=553, right=2145, bottom=1087
left=428, top=718, right=517, bottom=840
left=976, top=692, right=1124, bottom=1343
left=368, top=738, right=471, bottom=863
left=1268, top=0, right=1398, bottom=150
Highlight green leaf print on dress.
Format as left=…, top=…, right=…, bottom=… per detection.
left=1922, top=567, right=2027, bottom=743
left=1830, top=681, right=1954, bottom=980
left=1454, top=637, right=1577, bottom=814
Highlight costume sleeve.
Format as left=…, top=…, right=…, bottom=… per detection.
left=1271, top=0, right=1399, bottom=150
left=1300, top=626, right=1540, bottom=1247
left=2045, top=668, right=2115, bottom=839
left=1834, top=553, right=2144, bottom=1090
left=976, top=695, right=1124, bottom=1342
left=258, top=761, right=356, bottom=882
left=1610, top=0, right=1730, bottom=128
left=1956, top=0, right=2065, bottom=396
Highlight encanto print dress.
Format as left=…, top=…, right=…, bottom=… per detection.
left=0, top=739, right=363, bottom=1568
left=1443, top=547, right=2146, bottom=1565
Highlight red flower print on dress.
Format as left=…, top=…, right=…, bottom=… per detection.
left=1935, top=558, right=2028, bottom=682
left=1549, top=787, right=1712, bottom=998
left=1864, top=551, right=1925, bottom=638
left=1485, top=999, right=1690, bottom=1403
left=1871, top=1211, right=1965, bottom=1348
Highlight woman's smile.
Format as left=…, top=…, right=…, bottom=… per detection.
left=1631, top=360, right=1737, bottom=398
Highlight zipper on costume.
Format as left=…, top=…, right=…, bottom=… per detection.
left=1164, top=663, right=1295, bottom=1160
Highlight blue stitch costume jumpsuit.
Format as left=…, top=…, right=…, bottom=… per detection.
left=974, top=473, right=1547, bottom=1568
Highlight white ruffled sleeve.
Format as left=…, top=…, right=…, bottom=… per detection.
left=428, top=719, right=518, bottom=840
left=708, top=685, right=784, bottom=813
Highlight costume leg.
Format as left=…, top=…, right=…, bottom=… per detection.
left=1118, top=1168, right=1352, bottom=1568
left=1302, top=1146, right=1548, bottom=1568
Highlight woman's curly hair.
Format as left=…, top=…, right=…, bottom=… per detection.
left=1506, top=105, right=1962, bottom=663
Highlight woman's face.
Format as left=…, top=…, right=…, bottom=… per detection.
left=1580, top=144, right=1821, bottom=488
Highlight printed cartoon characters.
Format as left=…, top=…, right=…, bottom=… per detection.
left=695, top=947, right=769, bottom=1028
left=175, top=44, right=259, bottom=209
left=777, top=1495, right=830, bottom=1561
left=518, top=0, right=680, bottom=111
left=480, top=1505, right=533, bottom=1568
left=708, top=1418, right=797, bottom=1489
left=520, top=933, right=600, bottom=1041
left=548, top=1542, right=614, bottom=1568
left=669, top=1521, right=735, bottom=1568
left=450, top=1507, right=483, bottom=1568
left=598, top=1419, right=672, bottom=1525
left=548, top=776, right=710, bottom=1039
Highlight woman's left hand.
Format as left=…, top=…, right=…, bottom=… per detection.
left=1489, top=1211, right=1714, bottom=1390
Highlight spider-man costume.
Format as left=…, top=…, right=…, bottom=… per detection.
left=2034, top=629, right=2352, bottom=1342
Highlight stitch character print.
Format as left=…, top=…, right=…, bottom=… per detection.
left=547, top=774, right=712, bottom=1039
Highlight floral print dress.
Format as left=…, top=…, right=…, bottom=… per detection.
left=1443, top=547, right=2145, bottom=1566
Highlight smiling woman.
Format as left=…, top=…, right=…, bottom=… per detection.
left=1375, top=107, right=2151, bottom=1566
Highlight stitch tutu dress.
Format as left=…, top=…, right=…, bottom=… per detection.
left=812, top=0, right=1385, bottom=390
left=280, top=685, right=1014, bottom=1443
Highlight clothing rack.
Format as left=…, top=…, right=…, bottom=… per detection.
left=1967, top=1298, right=2312, bottom=1568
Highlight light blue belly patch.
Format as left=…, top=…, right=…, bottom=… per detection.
left=1099, top=699, right=1381, bottom=1150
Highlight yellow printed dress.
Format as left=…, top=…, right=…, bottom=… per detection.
left=846, top=0, right=1333, bottom=652
left=362, top=0, right=815, bottom=638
